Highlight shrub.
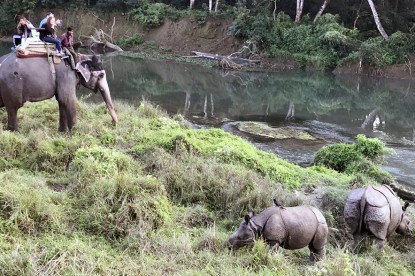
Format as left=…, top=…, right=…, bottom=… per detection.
left=313, top=143, right=362, bottom=172
left=117, top=35, right=145, bottom=49
left=313, top=135, right=392, bottom=182
left=356, top=31, right=415, bottom=67
left=129, top=2, right=170, bottom=27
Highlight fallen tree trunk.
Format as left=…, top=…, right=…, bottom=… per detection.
left=80, top=28, right=123, bottom=53
left=187, top=51, right=260, bottom=69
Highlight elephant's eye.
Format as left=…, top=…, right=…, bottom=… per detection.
left=99, top=73, right=105, bottom=78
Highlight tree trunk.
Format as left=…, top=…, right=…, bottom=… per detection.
left=295, top=0, right=304, bottom=23
left=190, top=0, right=195, bottom=9
left=184, top=92, right=191, bottom=115
left=353, top=0, right=364, bottom=29
left=273, top=0, right=277, bottom=21
left=314, top=0, right=330, bottom=22
left=214, top=0, right=219, bottom=12
left=203, top=95, right=208, bottom=119
left=209, top=0, right=212, bottom=12
left=285, top=102, right=295, bottom=121
left=361, top=107, right=380, bottom=129
left=367, top=0, right=389, bottom=40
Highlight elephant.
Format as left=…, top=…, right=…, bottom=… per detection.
left=227, top=204, right=328, bottom=261
left=344, top=184, right=412, bottom=249
left=0, top=52, right=117, bottom=131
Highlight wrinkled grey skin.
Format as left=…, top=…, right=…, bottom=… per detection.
left=344, top=185, right=413, bottom=249
left=0, top=53, right=117, bottom=131
left=228, top=205, right=328, bottom=261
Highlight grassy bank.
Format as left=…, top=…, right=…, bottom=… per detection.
left=0, top=99, right=414, bottom=275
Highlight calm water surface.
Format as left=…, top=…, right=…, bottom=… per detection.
left=97, top=55, right=415, bottom=190
left=1, top=44, right=414, bottom=190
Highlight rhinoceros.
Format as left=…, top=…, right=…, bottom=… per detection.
left=227, top=205, right=328, bottom=260
left=344, top=184, right=412, bottom=249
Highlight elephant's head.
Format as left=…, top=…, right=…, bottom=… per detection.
left=227, top=211, right=256, bottom=250
left=76, top=55, right=118, bottom=124
left=396, top=202, right=413, bottom=234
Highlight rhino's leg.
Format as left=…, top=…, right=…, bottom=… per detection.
left=308, top=223, right=328, bottom=261
left=352, top=233, right=364, bottom=249
left=268, top=240, right=280, bottom=254
left=374, top=237, right=385, bottom=250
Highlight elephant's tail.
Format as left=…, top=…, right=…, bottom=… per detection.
left=358, top=186, right=368, bottom=234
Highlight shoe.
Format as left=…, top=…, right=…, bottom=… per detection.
left=56, top=51, right=63, bottom=57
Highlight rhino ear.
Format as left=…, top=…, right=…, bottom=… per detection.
left=244, top=214, right=250, bottom=224
left=403, top=201, right=410, bottom=211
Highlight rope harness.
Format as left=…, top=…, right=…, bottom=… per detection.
left=45, top=43, right=56, bottom=84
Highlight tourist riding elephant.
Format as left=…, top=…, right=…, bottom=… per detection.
left=0, top=53, right=117, bottom=131
left=228, top=204, right=328, bottom=261
left=344, top=185, right=413, bottom=249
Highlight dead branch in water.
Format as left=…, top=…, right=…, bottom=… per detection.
left=187, top=51, right=260, bottom=70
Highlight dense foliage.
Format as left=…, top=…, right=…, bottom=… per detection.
left=1, top=0, right=415, bottom=68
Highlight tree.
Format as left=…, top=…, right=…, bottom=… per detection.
left=314, top=0, right=330, bottom=22
left=295, top=0, right=304, bottom=22
left=367, top=0, right=389, bottom=39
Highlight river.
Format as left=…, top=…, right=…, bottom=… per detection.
left=1, top=43, right=414, bottom=191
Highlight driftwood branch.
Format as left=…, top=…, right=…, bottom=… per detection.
left=90, top=13, right=105, bottom=24
left=188, top=51, right=260, bottom=69
left=80, top=28, right=123, bottom=52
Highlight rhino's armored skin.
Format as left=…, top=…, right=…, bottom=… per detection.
left=344, top=185, right=412, bottom=249
left=228, top=205, right=328, bottom=261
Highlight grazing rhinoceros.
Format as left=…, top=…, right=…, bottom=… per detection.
left=344, top=184, right=412, bottom=249
left=227, top=204, right=328, bottom=261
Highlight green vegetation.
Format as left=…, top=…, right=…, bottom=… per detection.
left=0, top=99, right=414, bottom=274
left=2, top=0, right=415, bottom=70
left=313, top=134, right=393, bottom=183
left=116, top=34, right=144, bottom=49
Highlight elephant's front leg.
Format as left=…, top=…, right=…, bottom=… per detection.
left=58, top=101, right=68, bottom=132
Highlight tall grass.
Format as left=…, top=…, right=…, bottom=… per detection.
left=0, top=99, right=413, bottom=275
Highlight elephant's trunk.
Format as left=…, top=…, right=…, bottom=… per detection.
left=99, top=75, right=118, bottom=124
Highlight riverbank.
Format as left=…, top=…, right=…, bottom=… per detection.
left=0, top=99, right=414, bottom=274
left=2, top=10, right=415, bottom=79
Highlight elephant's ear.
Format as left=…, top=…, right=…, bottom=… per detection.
left=76, top=61, right=91, bottom=83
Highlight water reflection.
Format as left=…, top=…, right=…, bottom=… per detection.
left=0, top=41, right=13, bottom=56
left=100, top=55, right=415, bottom=140
left=95, top=55, right=415, bottom=189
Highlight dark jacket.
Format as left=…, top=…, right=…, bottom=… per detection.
left=17, top=23, right=31, bottom=37
left=39, top=23, right=55, bottom=40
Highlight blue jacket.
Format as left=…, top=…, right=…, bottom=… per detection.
left=39, top=17, right=48, bottom=28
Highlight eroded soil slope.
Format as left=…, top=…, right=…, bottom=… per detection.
left=138, top=18, right=243, bottom=55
